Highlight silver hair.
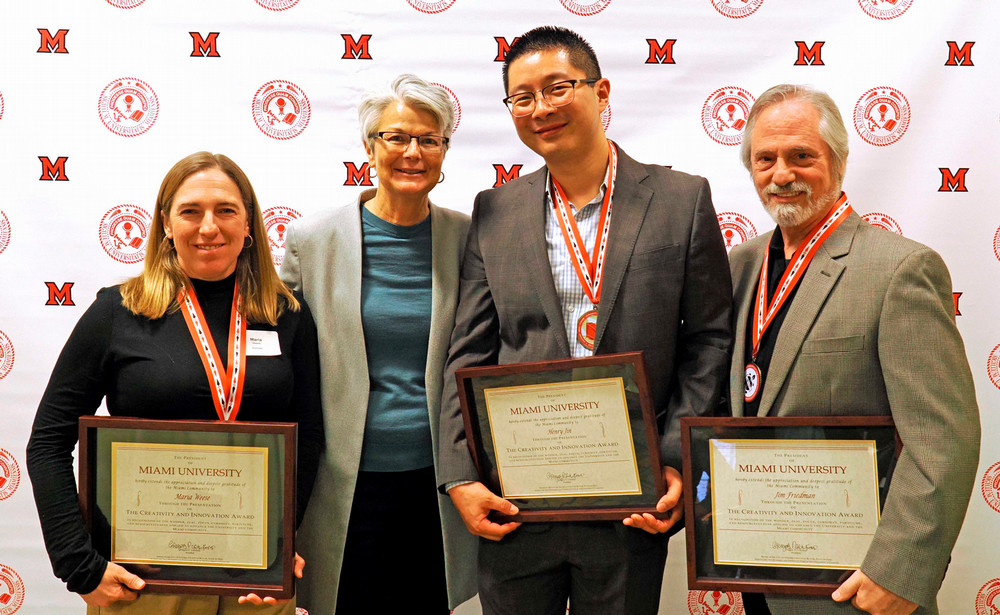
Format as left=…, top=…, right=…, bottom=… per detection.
left=357, top=74, right=455, bottom=151
left=740, top=84, right=849, bottom=186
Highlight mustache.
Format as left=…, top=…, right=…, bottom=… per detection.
left=764, top=182, right=813, bottom=197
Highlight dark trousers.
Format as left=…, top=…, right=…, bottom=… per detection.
left=478, top=521, right=669, bottom=615
left=336, top=466, right=448, bottom=614
left=742, top=593, right=772, bottom=614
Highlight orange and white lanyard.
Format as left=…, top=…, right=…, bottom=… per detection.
left=550, top=140, right=618, bottom=306
left=751, top=193, right=852, bottom=361
left=179, top=282, right=247, bottom=421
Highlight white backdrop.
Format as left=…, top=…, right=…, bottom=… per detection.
left=1, top=1, right=998, bottom=613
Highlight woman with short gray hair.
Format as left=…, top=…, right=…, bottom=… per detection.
left=278, top=74, right=476, bottom=614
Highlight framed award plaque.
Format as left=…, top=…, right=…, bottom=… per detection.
left=78, top=417, right=296, bottom=598
left=455, top=351, right=667, bottom=522
left=680, top=416, right=899, bottom=595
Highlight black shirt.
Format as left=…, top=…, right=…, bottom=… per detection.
left=26, top=275, right=324, bottom=594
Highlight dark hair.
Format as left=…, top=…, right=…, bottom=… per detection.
left=502, top=26, right=601, bottom=94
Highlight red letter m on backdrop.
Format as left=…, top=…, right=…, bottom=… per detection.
left=190, top=32, right=220, bottom=57
left=37, top=28, right=69, bottom=53
left=39, top=156, right=69, bottom=181
left=494, top=37, right=520, bottom=62
left=945, top=41, right=974, bottom=66
left=45, top=282, right=75, bottom=306
left=493, top=164, right=522, bottom=187
left=344, top=162, right=373, bottom=186
left=645, top=39, right=676, bottom=64
left=342, top=34, right=372, bottom=59
left=794, top=41, right=824, bottom=65
left=938, top=168, right=969, bottom=192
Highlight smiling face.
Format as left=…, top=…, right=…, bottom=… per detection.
left=505, top=47, right=609, bottom=164
left=162, top=168, right=249, bottom=281
left=365, top=101, right=445, bottom=202
left=750, top=98, right=843, bottom=232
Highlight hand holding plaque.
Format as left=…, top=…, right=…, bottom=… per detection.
left=623, top=465, right=683, bottom=534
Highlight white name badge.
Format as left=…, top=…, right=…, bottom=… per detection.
left=247, top=330, right=281, bottom=356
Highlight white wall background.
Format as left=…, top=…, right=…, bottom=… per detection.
left=1, top=1, right=998, bottom=613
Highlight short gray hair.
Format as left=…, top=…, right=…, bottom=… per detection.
left=358, top=74, right=455, bottom=151
left=740, top=84, right=849, bottom=186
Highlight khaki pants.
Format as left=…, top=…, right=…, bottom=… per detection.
left=86, top=594, right=298, bottom=615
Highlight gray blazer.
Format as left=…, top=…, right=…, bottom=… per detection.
left=729, top=212, right=981, bottom=614
left=439, top=145, right=733, bottom=487
left=280, top=191, right=476, bottom=612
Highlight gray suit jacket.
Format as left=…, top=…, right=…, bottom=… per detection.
left=729, top=211, right=981, bottom=614
left=280, top=191, right=477, bottom=612
left=439, top=144, right=732, bottom=490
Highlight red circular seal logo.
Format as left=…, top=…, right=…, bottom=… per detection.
left=717, top=211, right=757, bottom=253
left=0, top=564, right=25, bottom=615
left=431, top=82, right=462, bottom=134
left=105, top=0, right=146, bottom=7
left=859, top=0, right=912, bottom=20
left=99, top=205, right=151, bottom=264
left=263, top=206, right=301, bottom=268
left=0, top=211, right=10, bottom=255
left=0, top=332, right=12, bottom=381
left=255, top=0, right=300, bottom=10
left=988, top=343, right=1000, bottom=392
left=560, top=0, right=612, bottom=16
left=983, top=461, right=1000, bottom=515
left=252, top=81, right=311, bottom=140
left=993, top=226, right=1000, bottom=262
left=601, top=104, right=612, bottom=133
left=407, top=0, right=457, bottom=12
left=702, top=87, right=754, bottom=146
left=861, top=212, right=902, bottom=236
left=854, top=87, right=910, bottom=147
left=711, top=0, right=764, bottom=18
left=976, top=578, right=1000, bottom=615
left=0, top=449, right=20, bottom=502
left=99, top=78, right=158, bottom=137
left=688, top=590, right=744, bottom=614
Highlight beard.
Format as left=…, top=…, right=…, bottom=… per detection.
left=759, top=181, right=840, bottom=230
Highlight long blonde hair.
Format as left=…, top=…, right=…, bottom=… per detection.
left=120, top=152, right=298, bottom=324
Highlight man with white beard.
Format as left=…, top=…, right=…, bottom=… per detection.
left=727, top=84, right=980, bottom=615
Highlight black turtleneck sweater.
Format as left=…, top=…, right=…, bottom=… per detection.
left=26, top=275, right=323, bottom=595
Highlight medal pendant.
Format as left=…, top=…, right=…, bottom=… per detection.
left=576, top=308, right=598, bottom=351
left=744, top=362, right=761, bottom=403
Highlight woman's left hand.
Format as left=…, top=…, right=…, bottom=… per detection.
left=237, top=553, right=304, bottom=606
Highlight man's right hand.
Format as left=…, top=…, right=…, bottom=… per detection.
left=448, top=481, right=521, bottom=541
left=81, top=562, right=145, bottom=607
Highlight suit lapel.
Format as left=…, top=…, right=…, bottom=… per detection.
left=427, top=203, right=450, bottom=381
left=757, top=213, right=859, bottom=416
left=515, top=169, right=572, bottom=357
left=729, top=238, right=769, bottom=417
left=593, top=146, right=653, bottom=350
left=333, top=195, right=367, bottom=356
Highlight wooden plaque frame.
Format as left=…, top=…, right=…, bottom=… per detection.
left=456, top=351, right=666, bottom=522
left=680, top=416, right=898, bottom=595
left=78, top=417, right=296, bottom=598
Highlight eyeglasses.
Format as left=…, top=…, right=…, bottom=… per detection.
left=375, top=131, right=449, bottom=152
left=502, top=79, right=599, bottom=117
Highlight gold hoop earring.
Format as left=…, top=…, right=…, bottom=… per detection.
left=368, top=165, right=376, bottom=179
left=243, top=236, right=254, bottom=249
left=437, top=171, right=445, bottom=184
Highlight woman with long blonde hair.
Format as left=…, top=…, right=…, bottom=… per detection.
left=27, top=152, right=324, bottom=615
